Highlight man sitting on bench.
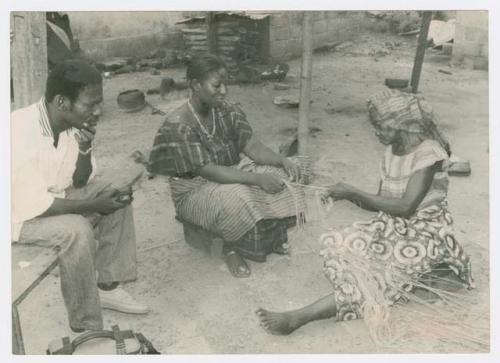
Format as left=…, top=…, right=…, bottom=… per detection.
left=11, top=60, right=149, bottom=333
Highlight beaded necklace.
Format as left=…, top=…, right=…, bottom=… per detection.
left=187, top=99, right=216, bottom=140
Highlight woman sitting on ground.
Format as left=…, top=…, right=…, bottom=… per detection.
left=148, top=54, right=305, bottom=278
left=256, top=89, right=474, bottom=334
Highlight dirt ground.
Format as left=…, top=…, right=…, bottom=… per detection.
left=19, top=31, right=489, bottom=354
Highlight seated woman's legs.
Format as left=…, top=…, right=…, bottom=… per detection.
left=222, top=217, right=294, bottom=277
left=234, top=217, right=294, bottom=262
left=256, top=293, right=337, bottom=335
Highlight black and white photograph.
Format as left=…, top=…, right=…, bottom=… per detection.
left=3, top=1, right=498, bottom=361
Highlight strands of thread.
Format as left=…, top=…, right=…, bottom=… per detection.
left=363, top=303, right=401, bottom=347
left=386, top=304, right=489, bottom=351
left=322, top=242, right=487, bottom=351
left=287, top=181, right=331, bottom=191
left=131, top=149, right=334, bottom=220
left=314, top=190, right=334, bottom=218
left=283, top=180, right=314, bottom=253
left=133, top=149, right=486, bottom=351
left=364, top=283, right=488, bottom=350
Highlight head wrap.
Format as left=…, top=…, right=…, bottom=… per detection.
left=367, top=89, right=450, bottom=154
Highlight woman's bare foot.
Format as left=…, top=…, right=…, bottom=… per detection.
left=255, top=308, right=302, bottom=335
left=256, top=294, right=337, bottom=335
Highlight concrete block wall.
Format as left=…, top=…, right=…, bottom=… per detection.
left=269, top=11, right=364, bottom=60
left=71, top=11, right=185, bottom=61
left=70, top=11, right=184, bottom=40
left=80, top=30, right=183, bottom=61
left=452, top=11, right=488, bottom=69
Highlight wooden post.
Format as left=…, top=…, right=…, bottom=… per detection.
left=298, top=12, right=313, bottom=156
left=11, top=12, right=48, bottom=110
left=410, top=11, right=433, bottom=94
left=206, top=12, right=217, bottom=55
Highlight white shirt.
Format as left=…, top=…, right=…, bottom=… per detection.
left=11, top=97, right=97, bottom=241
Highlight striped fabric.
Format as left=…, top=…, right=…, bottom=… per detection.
left=320, top=200, right=474, bottom=322
left=380, top=139, right=449, bottom=209
left=36, top=97, right=54, bottom=137
left=148, top=100, right=305, bottom=249
left=320, top=139, right=471, bottom=324
left=148, top=101, right=253, bottom=177
left=367, top=89, right=434, bottom=132
left=232, top=216, right=297, bottom=261
left=11, top=97, right=97, bottom=241
left=171, top=158, right=306, bottom=242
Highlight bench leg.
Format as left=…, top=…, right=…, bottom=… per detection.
left=11, top=254, right=59, bottom=355
left=12, top=305, right=24, bottom=354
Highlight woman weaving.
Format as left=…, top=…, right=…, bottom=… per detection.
left=256, top=89, right=474, bottom=335
left=148, top=54, right=305, bottom=278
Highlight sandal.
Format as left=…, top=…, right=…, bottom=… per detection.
left=225, top=250, right=251, bottom=278
left=272, top=242, right=290, bottom=255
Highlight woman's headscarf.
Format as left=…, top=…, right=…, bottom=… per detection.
left=367, top=89, right=451, bottom=155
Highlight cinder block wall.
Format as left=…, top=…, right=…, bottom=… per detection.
left=269, top=11, right=364, bottom=60
left=452, top=11, right=488, bottom=69
left=71, top=11, right=184, bottom=61
left=79, top=31, right=183, bottom=61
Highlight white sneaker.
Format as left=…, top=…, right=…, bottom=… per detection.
left=99, top=286, right=149, bottom=314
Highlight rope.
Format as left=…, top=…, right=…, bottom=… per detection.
left=287, top=181, right=331, bottom=191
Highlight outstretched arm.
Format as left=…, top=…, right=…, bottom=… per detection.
left=325, top=163, right=439, bottom=218
left=353, top=180, right=383, bottom=212
left=195, top=163, right=285, bottom=194
left=243, top=136, right=283, bottom=166
left=196, top=163, right=259, bottom=186
left=243, top=136, right=301, bottom=181
left=39, top=189, right=130, bottom=218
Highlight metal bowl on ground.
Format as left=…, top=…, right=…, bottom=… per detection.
left=116, top=89, right=147, bottom=113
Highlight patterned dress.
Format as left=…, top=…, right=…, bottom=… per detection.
left=320, top=140, right=474, bottom=321
left=148, top=101, right=305, bottom=261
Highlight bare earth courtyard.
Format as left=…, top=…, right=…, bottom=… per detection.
left=17, top=31, right=489, bottom=354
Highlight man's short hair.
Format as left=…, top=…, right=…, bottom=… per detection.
left=45, top=60, right=102, bottom=103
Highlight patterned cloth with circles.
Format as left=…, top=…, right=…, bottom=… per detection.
left=320, top=140, right=474, bottom=321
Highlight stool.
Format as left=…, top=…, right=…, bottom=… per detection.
left=174, top=217, right=282, bottom=263
left=12, top=244, right=59, bottom=354
left=175, top=216, right=224, bottom=258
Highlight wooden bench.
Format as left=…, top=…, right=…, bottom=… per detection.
left=11, top=243, right=59, bottom=354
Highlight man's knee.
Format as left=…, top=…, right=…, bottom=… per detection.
left=59, top=215, right=95, bottom=244
left=51, top=215, right=97, bottom=264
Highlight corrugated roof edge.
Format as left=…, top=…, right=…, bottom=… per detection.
left=176, top=11, right=272, bottom=24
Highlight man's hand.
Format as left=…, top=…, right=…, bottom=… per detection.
left=256, top=173, right=285, bottom=194
left=91, top=189, right=131, bottom=215
left=116, top=185, right=134, bottom=203
left=281, top=157, right=301, bottom=182
left=75, top=121, right=96, bottom=152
